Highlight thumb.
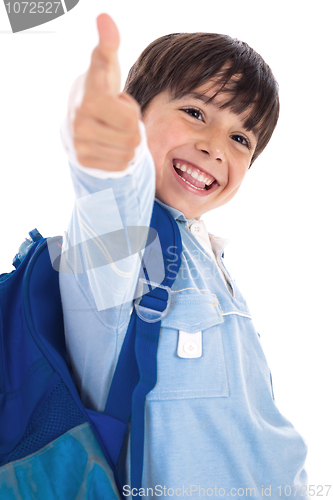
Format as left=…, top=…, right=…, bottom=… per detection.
left=85, top=13, right=121, bottom=95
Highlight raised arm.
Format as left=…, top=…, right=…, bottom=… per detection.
left=59, top=15, right=156, bottom=411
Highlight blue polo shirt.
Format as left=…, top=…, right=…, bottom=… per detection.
left=59, top=130, right=308, bottom=498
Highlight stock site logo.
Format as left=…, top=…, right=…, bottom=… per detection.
left=47, top=188, right=167, bottom=312
left=4, top=0, right=79, bottom=33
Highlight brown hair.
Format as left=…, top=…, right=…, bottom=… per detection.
left=124, top=32, right=279, bottom=165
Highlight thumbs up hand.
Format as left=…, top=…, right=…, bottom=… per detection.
left=70, top=14, right=141, bottom=171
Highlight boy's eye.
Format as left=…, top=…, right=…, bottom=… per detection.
left=230, top=134, right=251, bottom=150
left=181, top=107, right=204, bottom=121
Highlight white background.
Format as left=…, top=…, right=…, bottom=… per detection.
left=0, top=0, right=332, bottom=495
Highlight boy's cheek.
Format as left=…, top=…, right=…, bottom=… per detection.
left=219, top=187, right=241, bottom=207
left=220, top=169, right=248, bottom=206
left=145, top=116, right=187, bottom=149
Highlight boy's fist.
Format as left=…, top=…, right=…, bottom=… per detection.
left=70, top=14, right=141, bottom=171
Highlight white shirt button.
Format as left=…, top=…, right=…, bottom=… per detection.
left=183, top=341, right=199, bottom=355
left=177, top=331, right=202, bottom=358
left=189, top=222, right=203, bottom=235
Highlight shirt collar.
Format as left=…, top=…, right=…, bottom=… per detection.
left=154, top=198, right=230, bottom=255
left=155, top=198, right=196, bottom=225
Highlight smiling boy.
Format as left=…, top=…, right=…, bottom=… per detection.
left=142, top=86, right=257, bottom=219
left=60, top=13, right=308, bottom=498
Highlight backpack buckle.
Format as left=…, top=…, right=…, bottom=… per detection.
left=134, top=279, right=171, bottom=323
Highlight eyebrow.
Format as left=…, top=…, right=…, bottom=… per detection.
left=171, top=91, right=259, bottom=138
left=173, top=91, right=219, bottom=107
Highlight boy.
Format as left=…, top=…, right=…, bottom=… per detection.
left=60, top=13, right=308, bottom=498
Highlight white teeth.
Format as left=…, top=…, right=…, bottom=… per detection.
left=173, top=162, right=215, bottom=187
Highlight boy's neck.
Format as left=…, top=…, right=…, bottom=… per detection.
left=154, top=198, right=200, bottom=222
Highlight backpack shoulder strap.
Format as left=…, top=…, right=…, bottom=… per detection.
left=103, top=200, right=182, bottom=490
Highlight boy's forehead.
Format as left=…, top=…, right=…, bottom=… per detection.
left=174, top=71, right=241, bottom=101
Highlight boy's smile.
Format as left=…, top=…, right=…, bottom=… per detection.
left=142, top=82, right=258, bottom=220
left=172, top=159, right=218, bottom=193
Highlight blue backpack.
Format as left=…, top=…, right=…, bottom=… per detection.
left=0, top=201, right=182, bottom=499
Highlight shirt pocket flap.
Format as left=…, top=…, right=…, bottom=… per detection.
left=161, top=292, right=224, bottom=332
left=146, top=291, right=229, bottom=401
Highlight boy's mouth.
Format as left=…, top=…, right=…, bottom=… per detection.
left=172, top=160, right=218, bottom=191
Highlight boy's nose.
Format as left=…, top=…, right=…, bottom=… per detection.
left=195, top=138, right=226, bottom=163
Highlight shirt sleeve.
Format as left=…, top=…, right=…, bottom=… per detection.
left=59, top=120, right=156, bottom=410
left=58, top=71, right=158, bottom=410
left=60, top=120, right=156, bottom=303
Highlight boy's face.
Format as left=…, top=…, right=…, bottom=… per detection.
left=142, top=81, right=258, bottom=220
